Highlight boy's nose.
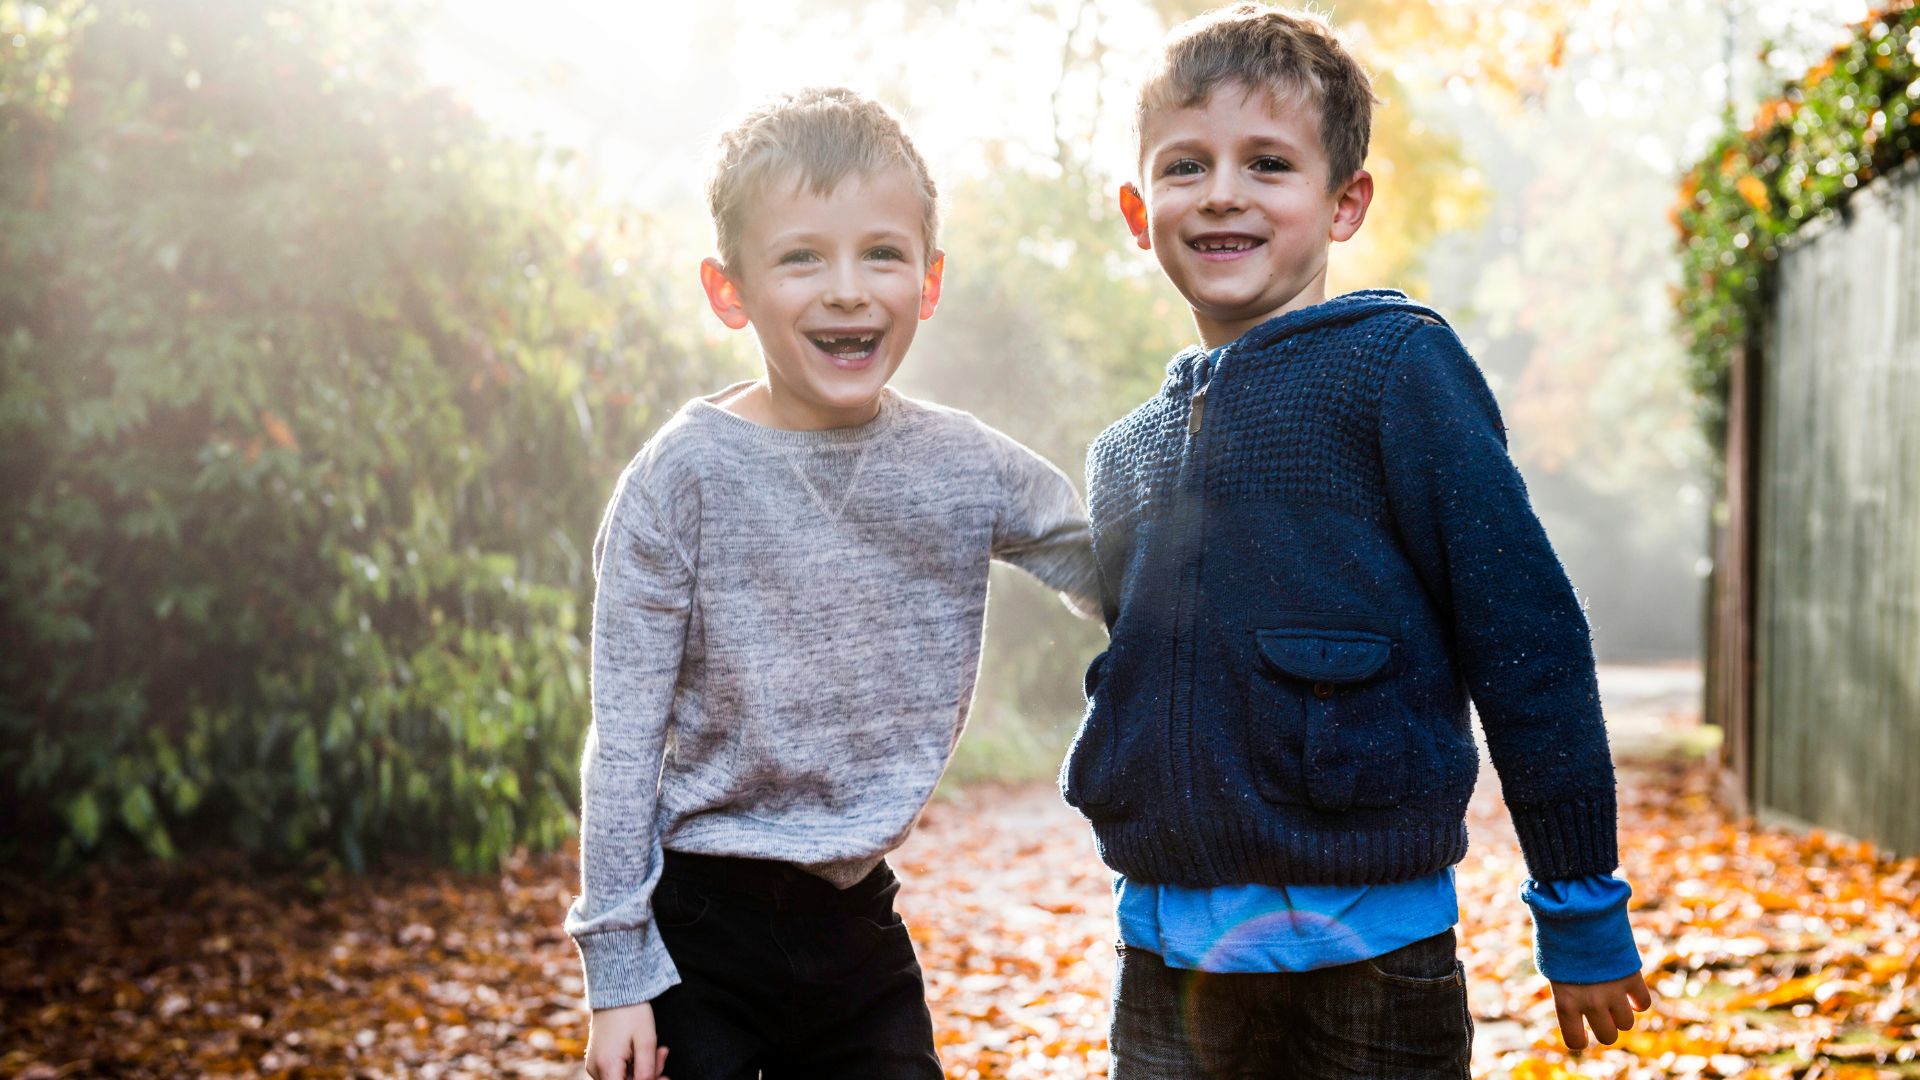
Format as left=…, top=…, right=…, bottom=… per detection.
left=1199, top=171, right=1247, bottom=213
left=822, top=266, right=869, bottom=309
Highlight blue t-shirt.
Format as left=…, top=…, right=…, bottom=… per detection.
left=1117, top=872, right=1639, bottom=983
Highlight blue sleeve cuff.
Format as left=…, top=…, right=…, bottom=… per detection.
left=1521, top=874, right=1641, bottom=985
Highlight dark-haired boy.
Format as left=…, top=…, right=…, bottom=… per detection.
left=1061, top=6, right=1653, bottom=1076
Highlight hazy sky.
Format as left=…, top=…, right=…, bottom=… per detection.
left=418, top=0, right=1871, bottom=209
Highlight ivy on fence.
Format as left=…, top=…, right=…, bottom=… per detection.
left=1674, top=0, right=1920, bottom=445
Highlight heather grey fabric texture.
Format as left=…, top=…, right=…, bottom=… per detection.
left=564, top=386, right=1099, bottom=1010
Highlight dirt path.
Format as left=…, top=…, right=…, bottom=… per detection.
left=5, top=665, right=1917, bottom=1078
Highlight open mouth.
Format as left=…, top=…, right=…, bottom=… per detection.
left=806, top=330, right=883, bottom=364
left=1188, top=235, right=1265, bottom=257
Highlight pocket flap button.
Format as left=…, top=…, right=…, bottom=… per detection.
left=1312, top=681, right=1336, bottom=699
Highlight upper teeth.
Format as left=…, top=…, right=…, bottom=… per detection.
left=814, top=333, right=878, bottom=355
left=1195, top=238, right=1256, bottom=251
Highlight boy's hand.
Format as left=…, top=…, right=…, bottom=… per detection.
left=1550, top=972, right=1653, bottom=1051
left=586, top=1001, right=669, bottom=1080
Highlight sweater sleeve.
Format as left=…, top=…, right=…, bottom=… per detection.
left=981, top=422, right=1102, bottom=620
left=1378, top=322, right=1618, bottom=881
left=1522, top=873, right=1643, bottom=984
left=562, top=473, right=693, bottom=1010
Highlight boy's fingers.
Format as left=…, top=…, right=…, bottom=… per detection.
left=1555, top=995, right=1588, bottom=1051
left=1609, top=995, right=1637, bottom=1034
left=1626, top=973, right=1654, bottom=1011
left=656, top=1047, right=670, bottom=1079
left=632, top=1036, right=659, bottom=1080
left=1586, top=1004, right=1620, bottom=1046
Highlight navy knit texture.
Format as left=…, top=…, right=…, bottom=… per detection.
left=1064, top=290, right=1618, bottom=887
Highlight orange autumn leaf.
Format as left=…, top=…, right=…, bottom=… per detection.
left=1736, top=174, right=1771, bottom=212
left=260, top=409, right=298, bottom=451
left=1726, top=973, right=1825, bottom=1010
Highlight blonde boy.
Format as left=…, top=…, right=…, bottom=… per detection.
left=567, top=87, right=1097, bottom=1080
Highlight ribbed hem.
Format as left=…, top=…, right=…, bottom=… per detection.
left=575, top=925, right=679, bottom=1011
left=1509, top=796, right=1619, bottom=880
left=1093, top=815, right=1470, bottom=887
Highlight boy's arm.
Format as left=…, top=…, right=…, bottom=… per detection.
left=563, top=476, right=693, bottom=1012
left=1382, top=326, right=1651, bottom=1045
left=980, top=422, right=1102, bottom=619
left=1378, top=321, right=1618, bottom=879
left=1379, top=323, right=1648, bottom=1047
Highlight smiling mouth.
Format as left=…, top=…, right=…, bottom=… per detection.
left=807, top=331, right=883, bottom=363
left=1189, top=236, right=1264, bottom=254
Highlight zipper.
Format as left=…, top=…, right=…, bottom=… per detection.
left=1166, top=351, right=1219, bottom=880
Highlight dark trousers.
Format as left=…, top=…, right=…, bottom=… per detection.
left=649, top=850, right=943, bottom=1080
left=1110, top=928, right=1473, bottom=1080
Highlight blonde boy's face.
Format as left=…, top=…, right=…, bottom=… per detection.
left=1123, top=84, right=1371, bottom=349
left=701, top=167, right=943, bottom=430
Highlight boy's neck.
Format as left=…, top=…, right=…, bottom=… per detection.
left=1193, top=275, right=1329, bottom=351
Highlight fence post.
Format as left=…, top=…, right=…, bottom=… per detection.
left=1709, top=342, right=1759, bottom=817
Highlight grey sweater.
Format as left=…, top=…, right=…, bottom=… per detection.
left=564, top=387, right=1099, bottom=1010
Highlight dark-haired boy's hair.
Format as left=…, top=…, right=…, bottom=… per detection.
left=707, top=86, right=939, bottom=270
left=1137, top=4, right=1379, bottom=184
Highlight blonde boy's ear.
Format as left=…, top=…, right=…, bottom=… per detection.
left=700, top=257, right=751, bottom=330
left=918, top=251, right=945, bottom=321
left=1119, top=183, right=1152, bottom=250
left=1329, top=170, right=1373, bottom=243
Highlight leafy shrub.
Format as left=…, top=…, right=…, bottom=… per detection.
left=0, top=0, right=732, bottom=870
left=1674, top=1, right=1920, bottom=445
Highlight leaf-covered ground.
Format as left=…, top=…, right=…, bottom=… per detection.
left=4, top=679, right=1917, bottom=1078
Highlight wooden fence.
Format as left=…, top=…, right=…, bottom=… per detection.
left=1729, top=161, right=1920, bottom=855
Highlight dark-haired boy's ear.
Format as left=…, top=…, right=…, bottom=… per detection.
left=918, top=251, right=946, bottom=321
left=1119, top=183, right=1152, bottom=250
left=700, top=257, right=751, bottom=330
left=1329, top=169, right=1373, bottom=243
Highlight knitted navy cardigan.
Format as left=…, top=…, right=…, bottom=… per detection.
left=1064, top=290, right=1617, bottom=888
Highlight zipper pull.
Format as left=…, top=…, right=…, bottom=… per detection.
left=1189, top=384, right=1207, bottom=436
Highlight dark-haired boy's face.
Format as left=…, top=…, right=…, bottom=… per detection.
left=1123, top=85, right=1370, bottom=348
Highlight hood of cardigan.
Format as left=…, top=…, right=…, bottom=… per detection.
left=1159, top=289, right=1450, bottom=393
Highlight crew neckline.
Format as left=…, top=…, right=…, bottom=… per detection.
left=688, top=383, right=899, bottom=447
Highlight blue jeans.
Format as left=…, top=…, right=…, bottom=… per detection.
left=650, top=851, right=943, bottom=1080
left=1110, top=928, right=1473, bottom=1080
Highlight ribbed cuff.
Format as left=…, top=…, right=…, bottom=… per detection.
left=1523, top=875, right=1642, bottom=984
left=575, top=924, right=679, bottom=1010
left=1508, top=796, right=1619, bottom=880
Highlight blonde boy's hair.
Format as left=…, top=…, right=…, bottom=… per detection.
left=1137, top=4, right=1379, bottom=185
left=706, top=86, right=939, bottom=271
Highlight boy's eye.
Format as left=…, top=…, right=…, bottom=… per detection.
left=778, top=249, right=820, bottom=266
left=1251, top=156, right=1291, bottom=173
left=866, top=246, right=906, bottom=262
left=1163, top=159, right=1204, bottom=177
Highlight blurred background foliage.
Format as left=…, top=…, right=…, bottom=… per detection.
left=0, top=0, right=739, bottom=870
left=0, top=0, right=1875, bottom=868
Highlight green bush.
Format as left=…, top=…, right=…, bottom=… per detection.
left=1674, top=2, right=1920, bottom=446
left=0, top=0, right=732, bottom=870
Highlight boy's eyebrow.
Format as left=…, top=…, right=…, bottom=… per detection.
left=1150, top=132, right=1311, bottom=162
left=757, top=225, right=918, bottom=253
